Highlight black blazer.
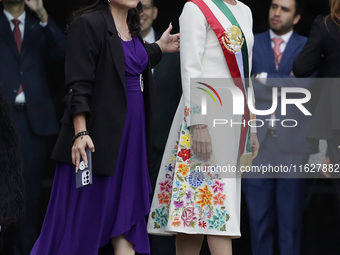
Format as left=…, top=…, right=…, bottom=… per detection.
left=51, top=4, right=162, bottom=176
left=0, top=11, right=66, bottom=136
left=293, top=15, right=340, bottom=150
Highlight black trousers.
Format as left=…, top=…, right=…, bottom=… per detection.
left=12, top=109, right=49, bottom=255
left=327, top=132, right=340, bottom=213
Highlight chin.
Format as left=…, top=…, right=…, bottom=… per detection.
left=127, top=0, right=140, bottom=8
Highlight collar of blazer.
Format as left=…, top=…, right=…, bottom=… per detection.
left=0, top=11, right=38, bottom=61
left=98, top=4, right=126, bottom=88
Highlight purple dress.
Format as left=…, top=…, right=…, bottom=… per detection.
left=30, top=36, right=152, bottom=255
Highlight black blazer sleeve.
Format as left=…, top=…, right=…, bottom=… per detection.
left=293, top=15, right=324, bottom=77
left=63, top=16, right=103, bottom=118
left=145, top=42, right=162, bottom=68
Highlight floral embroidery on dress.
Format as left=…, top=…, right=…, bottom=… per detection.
left=190, top=105, right=202, bottom=115
left=149, top=107, right=231, bottom=233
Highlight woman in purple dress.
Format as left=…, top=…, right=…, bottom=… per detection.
left=30, top=0, right=179, bottom=254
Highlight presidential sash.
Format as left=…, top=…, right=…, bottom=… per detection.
left=188, top=0, right=252, bottom=162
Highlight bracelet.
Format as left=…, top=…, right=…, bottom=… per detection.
left=193, top=125, right=208, bottom=130
left=72, top=131, right=90, bottom=142
left=38, top=10, right=46, bottom=20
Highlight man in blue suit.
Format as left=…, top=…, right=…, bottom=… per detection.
left=0, top=0, right=66, bottom=254
left=242, top=0, right=312, bottom=254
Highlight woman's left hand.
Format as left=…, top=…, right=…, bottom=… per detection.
left=156, top=23, right=180, bottom=53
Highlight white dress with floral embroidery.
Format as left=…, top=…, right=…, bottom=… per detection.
left=147, top=0, right=254, bottom=237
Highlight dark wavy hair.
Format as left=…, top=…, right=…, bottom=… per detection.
left=0, top=92, right=25, bottom=250
left=68, top=0, right=143, bottom=36
left=325, top=0, right=340, bottom=29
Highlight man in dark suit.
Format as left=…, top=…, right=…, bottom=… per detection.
left=242, top=0, right=312, bottom=254
left=140, top=0, right=181, bottom=254
left=0, top=0, right=66, bottom=254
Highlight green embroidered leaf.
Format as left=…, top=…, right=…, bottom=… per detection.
left=179, top=145, right=185, bottom=148
left=151, top=212, right=156, bottom=220
left=220, top=225, right=226, bottom=232
left=221, top=206, right=226, bottom=210
left=189, top=221, right=197, bottom=228
left=226, top=213, right=230, bottom=222
left=154, top=222, right=161, bottom=229
left=190, top=163, right=201, bottom=170
left=177, top=174, right=184, bottom=182
left=182, top=131, right=186, bottom=135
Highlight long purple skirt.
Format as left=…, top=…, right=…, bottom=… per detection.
left=30, top=83, right=152, bottom=254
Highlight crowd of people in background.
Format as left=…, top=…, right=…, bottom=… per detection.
left=0, top=0, right=339, bottom=254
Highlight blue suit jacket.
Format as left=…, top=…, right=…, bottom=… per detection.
left=0, top=11, right=66, bottom=136
left=252, top=30, right=312, bottom=153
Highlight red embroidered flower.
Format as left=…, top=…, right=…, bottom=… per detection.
left=211, top=181, right=225, bottom=193
left=198, top=221, right=207, bottom=228
left=178, top=148, right=191, bottom=161
left=213, top=193, right=226, bottom=206
left=158, top=192, right=170, bottom=205
left=159, top=180, right=172, bottom=193
left=172, top=217, right=181, bottom=227
left=185, top=107, right=190, bottom=117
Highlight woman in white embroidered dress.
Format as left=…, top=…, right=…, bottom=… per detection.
left=148, top=0, right=259, bottom=254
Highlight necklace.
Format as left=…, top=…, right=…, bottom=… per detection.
left=116, top=27, right=132, bottom=41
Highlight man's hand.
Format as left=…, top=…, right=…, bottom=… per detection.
left=251, top=133, right=260, bottom=160
left=25, top=0, right=48, bottom=22
left=156, top=23, right=180, bottom=53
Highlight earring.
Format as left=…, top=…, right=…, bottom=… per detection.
left=108, top=0, right=111, bottom=2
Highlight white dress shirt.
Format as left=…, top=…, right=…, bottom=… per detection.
left=143, top=27, right=156, bottom=44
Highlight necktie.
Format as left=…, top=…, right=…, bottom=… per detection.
left=12, top=19, right=24, bottom=96
left=12, top=19, right=22, bottom=53
left=272, top=37, right=284, bottom=69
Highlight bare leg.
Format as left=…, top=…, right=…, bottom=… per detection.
left=111, top=234, right=135, bottom=255
left=176, top=233, right=204, bottom=255
left=207, top=235, right=232, bottom=255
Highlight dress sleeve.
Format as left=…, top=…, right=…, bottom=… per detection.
left=179, top=2, right=208, bottom=127
left=293, top=15, right=324, bottom=77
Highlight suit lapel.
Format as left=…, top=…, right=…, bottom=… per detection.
left=99, top=6, right=126, bottom=88
left=0, top=12, right=20, bottom=60
left=278, top=32, right=297, bottom=73
left=20, top=16, right=38, bottom=61
left=261, top=31, right=277, bottom=74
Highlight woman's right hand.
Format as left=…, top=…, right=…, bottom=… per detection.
left=72, top=135, right=95, bottom=172
left=191, top=125, right=212, bottom=162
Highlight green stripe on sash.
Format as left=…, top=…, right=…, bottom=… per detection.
left=211, top=0, right=249, bottom=83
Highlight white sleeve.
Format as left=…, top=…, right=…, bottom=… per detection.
left=179, top=2, right=208, bottom=127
